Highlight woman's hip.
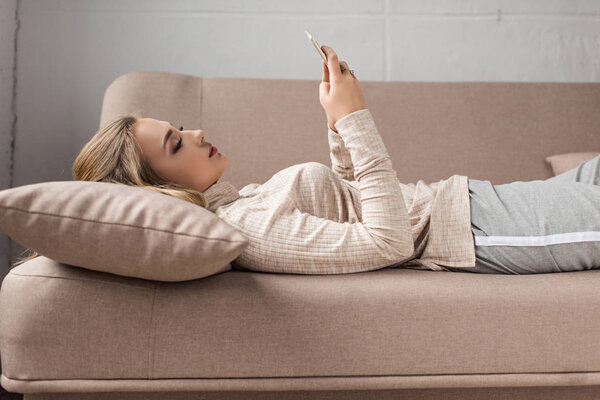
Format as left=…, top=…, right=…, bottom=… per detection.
left=447, top=178, right=600, bottom=274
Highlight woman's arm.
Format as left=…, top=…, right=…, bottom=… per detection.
left=319, top=45, right=366, bottom=132
left=232, top=109, right=415, bottom=275
left=231, top=46, right=414, bottom=275
left=319, top=45, right=363, bottom=183
left=321, top=45, right=413, bottom=257
left=333, top=108, right=414, bottom=260
left=328, top=124, right=355, bottom=182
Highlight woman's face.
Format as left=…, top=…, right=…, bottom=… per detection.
left=133, top=118, right=228, bottom=192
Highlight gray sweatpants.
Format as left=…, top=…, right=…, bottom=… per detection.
left=445, top=154, right=600, bottom=274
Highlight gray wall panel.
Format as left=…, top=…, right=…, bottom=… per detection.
left=0, top=0, right=17, bottom=281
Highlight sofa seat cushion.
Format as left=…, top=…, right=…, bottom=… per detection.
left=2, top=256, right=600, bottom=392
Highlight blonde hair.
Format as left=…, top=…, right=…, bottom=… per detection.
left=12, top=112, right=209, bottom=267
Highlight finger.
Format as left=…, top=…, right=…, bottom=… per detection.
left=321, top=45, right=342, bottom=79
left=322, top=61, right=329, bottom=83
left=319, top=81, right=330, bottom=100
left=339, top=61, right=348, bottom=74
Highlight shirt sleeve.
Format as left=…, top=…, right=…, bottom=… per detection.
left=328, top=125, right=355, bottom=181
left=233, top=108, right=415, bottom=275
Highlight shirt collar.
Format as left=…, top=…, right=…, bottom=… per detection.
left=203, top=180, right=240, bottom=212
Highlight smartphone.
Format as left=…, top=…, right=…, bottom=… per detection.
left=305, top=29, right=328, bottom=63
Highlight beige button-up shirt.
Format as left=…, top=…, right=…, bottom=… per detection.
left=203, top=108, right=476, bottom=273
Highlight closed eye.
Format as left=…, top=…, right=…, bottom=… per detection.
left=173, top=126, right=184, bottom=153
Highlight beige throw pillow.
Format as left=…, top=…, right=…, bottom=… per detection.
left=545, top=152, right=600, bottom=176
left=0, top=181, right=249, bottom=282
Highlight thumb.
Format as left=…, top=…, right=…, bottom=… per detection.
left=322, top=61, right=329, bottom=83
left=319, top=81, right=330, bottom=101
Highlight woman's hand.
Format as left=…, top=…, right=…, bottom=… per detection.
left=319, top=45, right=368, bottom=132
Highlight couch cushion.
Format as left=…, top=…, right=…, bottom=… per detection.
left=99, top=72, right=600, bottom=188
left=3, top=256, right=600, bottom=392
left=0, top=180, right=248, bottom=282
left=545, top=152, right=600, bottom=175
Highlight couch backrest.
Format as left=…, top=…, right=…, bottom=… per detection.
left=100, top=71, right=600, bottom=187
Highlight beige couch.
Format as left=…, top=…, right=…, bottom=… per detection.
left=1, top=71, right=600, bottom=400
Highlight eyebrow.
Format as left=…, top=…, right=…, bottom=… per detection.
left=162, top=122, right=174, bottom=155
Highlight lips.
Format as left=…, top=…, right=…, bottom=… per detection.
left=209, top=144, right=217, bottom=158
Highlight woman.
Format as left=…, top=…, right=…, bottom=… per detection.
left=14, top=46, right=600, bottom=275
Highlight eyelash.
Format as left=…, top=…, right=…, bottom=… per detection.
left=174, top=126, right=184, bottom=153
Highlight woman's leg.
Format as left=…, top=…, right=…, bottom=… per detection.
left=544, top=154, right=600, bottom=185
left=445, top=178, right=600, bottom=274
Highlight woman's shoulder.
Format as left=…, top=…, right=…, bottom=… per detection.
left=277, top=161, right=329, bottom=174
left=232, top=162, right=341, bottom=204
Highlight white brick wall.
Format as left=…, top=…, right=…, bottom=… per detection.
left=16, top=0, right=600, bottom=83
left=0, top=0, right=16, bottom=190
left=0, top=0, right=16, bottom=276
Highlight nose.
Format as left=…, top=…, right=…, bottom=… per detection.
left=194, top=129, right=204, bottom=144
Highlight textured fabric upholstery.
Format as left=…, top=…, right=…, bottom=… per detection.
left=2, top=73, right=600, bottom=398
